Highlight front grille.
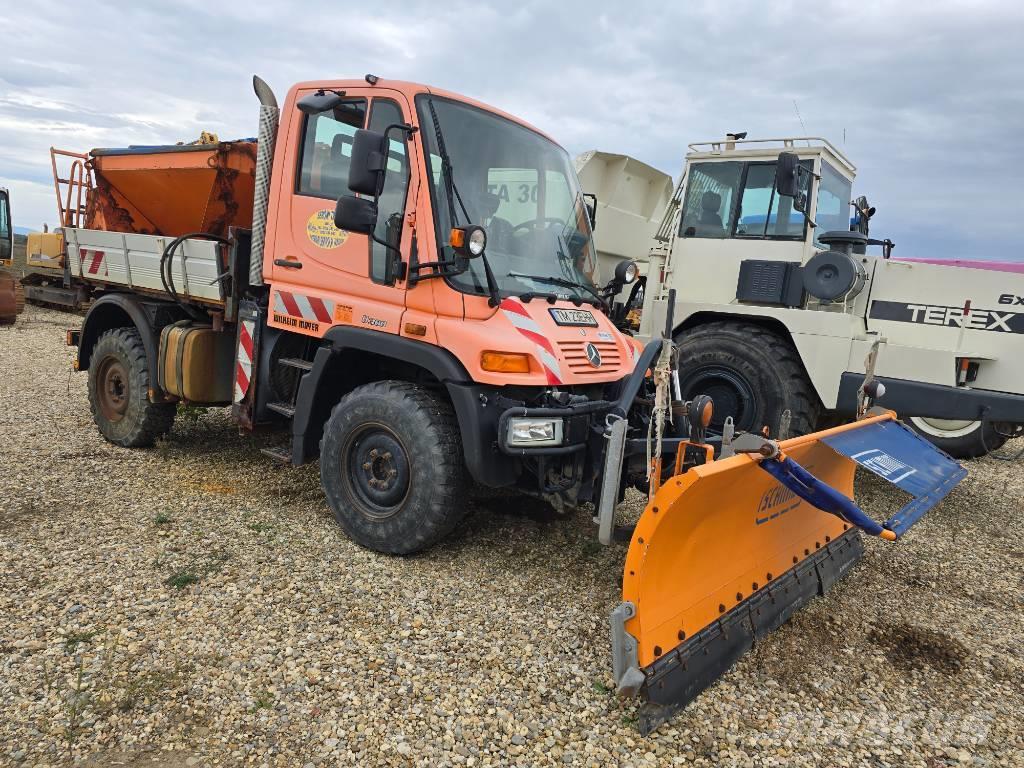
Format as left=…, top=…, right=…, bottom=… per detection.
left=556, top=340, right=623, bottom=375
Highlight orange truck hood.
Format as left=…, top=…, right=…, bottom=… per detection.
left=436, top=297, right=641, bottom=387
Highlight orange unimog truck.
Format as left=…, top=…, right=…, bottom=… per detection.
left=55, top=75, right=965, bottom=733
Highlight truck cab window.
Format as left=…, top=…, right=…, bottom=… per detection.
left=814, top=162, right=854, bottom=248
left=735, top=162, right=807, bottom=239
left=679, top=162, right=741, bottom=238
left=367, top=99, right=410, bottom=283
left=296, top=98, right=367, bottom=199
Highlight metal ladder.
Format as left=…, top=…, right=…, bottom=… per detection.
left=259, top=354, right=315, bottom=464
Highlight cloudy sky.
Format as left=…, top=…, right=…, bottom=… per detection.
left=2, top=0, right=1021, bottom=259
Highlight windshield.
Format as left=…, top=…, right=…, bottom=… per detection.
left=814, top=162, right=853, bottom=247
left=416, top=96, right=598, bottom=301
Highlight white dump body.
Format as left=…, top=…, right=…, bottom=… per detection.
left=575, top=151, right=673, bottom=281
left=65, top=227, right=224, bottom=304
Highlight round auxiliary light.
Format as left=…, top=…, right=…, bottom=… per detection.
left=615, top=259, right=638, bottom=284
left=468, top=226, right=487, bottom=256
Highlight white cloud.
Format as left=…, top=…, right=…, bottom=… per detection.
left=1, top=0, right=1022, bottom=258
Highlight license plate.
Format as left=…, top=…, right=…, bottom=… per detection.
left=549, top=308, right=598, bottom=327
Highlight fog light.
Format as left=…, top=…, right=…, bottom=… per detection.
left=507, top=417, right=563, bottom=447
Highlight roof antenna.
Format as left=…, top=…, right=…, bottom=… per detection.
left=792, top=100, right=811, bottom=146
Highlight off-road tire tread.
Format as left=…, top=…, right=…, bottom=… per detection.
left=675, top=321, right=820, bottom=436
left=320, top=381, right=468, bottom=555
left=88, top=327, right=175, bottom=447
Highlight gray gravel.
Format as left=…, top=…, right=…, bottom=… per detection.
left=2, top=304, right=1023, bottom=767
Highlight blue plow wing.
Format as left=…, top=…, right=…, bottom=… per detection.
left=759, top=419, right=967, bottom=539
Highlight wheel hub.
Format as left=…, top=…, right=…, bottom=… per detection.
left=345, top=425, right=410, bottom=518
left=679, top=365, right=757, bottom=432
left=97, top=356, right=130, bottom=422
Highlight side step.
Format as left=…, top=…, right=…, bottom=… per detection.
left=279, top=357, right=313, bottom=371
left=267, top=401, right=296, bottom=418
left=260, top=446, right=292, bottom=464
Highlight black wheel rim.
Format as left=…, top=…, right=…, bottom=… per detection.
left=342, top=423, right=411, bottom=519
left=678, top=365, right=758, bottom=433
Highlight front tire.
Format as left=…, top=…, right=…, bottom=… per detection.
left=908, top=416, right=1007, bottom=459
left=87, top=327, right=175, bottom=447
left=674, top=322, right=819, bottom=436
left=320, top=381, right=468, bottom=555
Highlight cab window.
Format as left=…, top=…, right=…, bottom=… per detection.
left=735, top=162, right=807, bottom=239
left=813, top=162, right=853, bottom=248
left=367, top=99, right=410, bottom=283
left=679, top=162, right=741, bottom=238
left=296, top=98, right=367, bottom=199
left=679, top=159, right=810, bottom=240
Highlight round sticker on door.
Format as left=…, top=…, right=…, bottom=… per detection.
left=306, top=209, right=349, bottom=249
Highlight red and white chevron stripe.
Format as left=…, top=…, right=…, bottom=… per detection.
left=273, top=289, right=335, bottom=324
left=79, top=248, right=107, bottom=278
left=499, top=298, right=563, bottom=385
left=234, top=319, right=255, bottom=403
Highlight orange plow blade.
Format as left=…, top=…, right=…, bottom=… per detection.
left=610, top=414, right=965, bottom=734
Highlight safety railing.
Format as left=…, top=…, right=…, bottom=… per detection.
left=51, top=148, right=93, bottom=229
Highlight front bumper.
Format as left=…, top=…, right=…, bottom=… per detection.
left=836, top=373, right=1024, bottom=424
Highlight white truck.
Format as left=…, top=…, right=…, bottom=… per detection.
left=583, top=136, right=1024, bottom=458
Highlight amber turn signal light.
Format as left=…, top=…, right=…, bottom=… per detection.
left=481, top=351, right=531, bottom=373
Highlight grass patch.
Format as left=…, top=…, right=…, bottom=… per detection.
left=251, top=689, right=274, bottom=711
left=63, top=629, right=99, bottom=652
left=166, top=569, right=200, bottom=590
left=177, top=403, right=208, bottom=424
left=591, top=678, right=613, bottom=695
left=116, top=666, right=185, bottom=712
left=154, top=512, right=172, bottom=526
left=246, top=520, right=274, bottom=534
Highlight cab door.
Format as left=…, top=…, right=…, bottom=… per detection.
left=0, top=190, right=12, bottom=267
left=268, top=88, right=415, bottom=338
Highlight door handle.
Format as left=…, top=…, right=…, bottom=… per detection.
left=274, top=259, right=302, bottom=269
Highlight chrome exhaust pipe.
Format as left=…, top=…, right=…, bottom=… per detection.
left=249, top=75, right=279, bottom=287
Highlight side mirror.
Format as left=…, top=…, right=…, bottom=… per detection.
left=335, top=195, right=378, bottom=235
left=775, top=151, right=800, bottom=198
left=297, top=90, right=345, bottom=115
left=583, top=192, right=597, bottom=230
left=348, top=129, right=389, bottom=196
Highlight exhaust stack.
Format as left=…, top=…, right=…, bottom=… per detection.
left=249, top=75, right=279, bottom=287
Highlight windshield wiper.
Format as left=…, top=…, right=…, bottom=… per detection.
left=507, top=272, right=605, bottom=309
left=425, top=98, right=501, bottom=308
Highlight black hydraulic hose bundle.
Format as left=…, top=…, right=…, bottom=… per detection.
left=159, top=232, right=230, bottom=320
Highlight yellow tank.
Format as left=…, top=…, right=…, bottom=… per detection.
left=27, top=231, right=65, bottom=272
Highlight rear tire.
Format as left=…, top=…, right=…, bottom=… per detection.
left=674, top=322, right=819, bottom=436
left=908, top=416, right=1007, bottom=459
left=88, top=327, right=175, bottom=447
left=320, top=381, right=468, bottom=555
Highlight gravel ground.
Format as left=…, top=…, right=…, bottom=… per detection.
left=1, top=305, right=1022, bottom=768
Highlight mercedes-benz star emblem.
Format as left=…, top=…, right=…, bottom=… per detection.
left=585, top=342, right=602, bottom=368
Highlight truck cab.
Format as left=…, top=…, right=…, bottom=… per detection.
left=639, top=136, right=1024, bottom=456
left=67, top=77, right=654, bottom=554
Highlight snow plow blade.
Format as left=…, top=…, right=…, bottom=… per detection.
left=611, top=413, right=966, bottom=734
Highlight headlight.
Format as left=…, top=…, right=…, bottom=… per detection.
left=468, top=226, right=487, bottom=256
left=450, top=225, right=488, bottom=258
left=507, top=417, right=564, bottom=447
left=615, top=259, right=638, bottom=284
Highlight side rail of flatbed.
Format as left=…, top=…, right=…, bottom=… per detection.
left=65, top=227, right=225, bottom=305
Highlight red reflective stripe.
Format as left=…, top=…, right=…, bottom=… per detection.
left=499, top=298, right=530, bottom=316
left=307, top=296, right=332, bottom=324
left=279, top=291, right=302, bottom=317
left=235, top=362, right=250, bottom=394
left=87, top=250, right=104, bottom=275
left=544, top=367, right=562, bottom=385
left=515, top=326, right=556, bottom=357
left=239, top=322, right=254, bottom=358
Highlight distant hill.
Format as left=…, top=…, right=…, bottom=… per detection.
left=14, top=226, right=33, bottom=236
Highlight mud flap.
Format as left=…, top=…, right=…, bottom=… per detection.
left=614, top=413, right=965, bottom=734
